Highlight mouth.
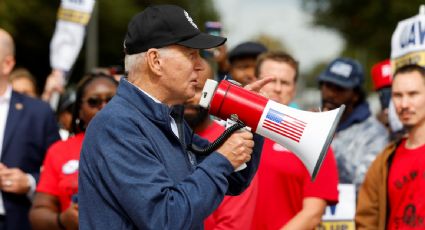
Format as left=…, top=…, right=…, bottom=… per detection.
left=268, top=94, right=279, bottom=102
left=322, top=101, right=338, bottom=111
left=398, top=111, right=413, bottom=121
left=190, top=77, right=199, bottom=84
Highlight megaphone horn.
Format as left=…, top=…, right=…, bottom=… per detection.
left=199, top=79, right=345, bottom=180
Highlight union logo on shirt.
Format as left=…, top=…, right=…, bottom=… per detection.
left=62, top=160, right=79, bottom=174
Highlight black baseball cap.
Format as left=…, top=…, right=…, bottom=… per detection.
left=124, top=5, right=227, bottom=54
left=228, top=42, right=267, bottom=63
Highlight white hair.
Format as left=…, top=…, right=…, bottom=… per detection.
left=124, top=52, right=145, bottom=74
left=124, top=47, right=175, bottom=74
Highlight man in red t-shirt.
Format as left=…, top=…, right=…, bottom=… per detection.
left=184, top=58, right=258, bottom=230
left=356, top=64, right=425, bottom=229
left=251, top=51, right=339, bottom=230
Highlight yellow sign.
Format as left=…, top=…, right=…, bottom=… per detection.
left=392, top=51, right=425, bottom=73
left=317, top=221, right=355, bottom=230
left=58, top=8, right=91, bottom=25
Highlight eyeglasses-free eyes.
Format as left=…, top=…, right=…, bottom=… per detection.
left=83, top=96, right=113, bottom=108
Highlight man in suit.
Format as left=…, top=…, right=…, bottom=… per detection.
left=0, top=28, right=60, bottom=229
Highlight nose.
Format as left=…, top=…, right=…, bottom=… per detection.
left=194, top=53, right=204, bottom=71
left=273, top=80, right=282, bottom=92
left=244, top=68, right=256, bottom=84
left=321, top=83, right=337, bottom=98
left=399, top=96, right=410, bottom=109
left=98, top=100, right=108, bottom=110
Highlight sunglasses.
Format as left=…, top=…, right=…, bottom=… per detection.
left=83, top=96, right=113, bottom=108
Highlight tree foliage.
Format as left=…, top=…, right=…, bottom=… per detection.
left=304, top=0, right=423, bottom=60
left=0, top=0, right=219, bottom=90
left=302, top=0, right=424, bottom=90
left=254, top=34, right=288, bottom=52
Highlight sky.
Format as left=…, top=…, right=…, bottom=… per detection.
left=213, top=0, right=345, bottom=73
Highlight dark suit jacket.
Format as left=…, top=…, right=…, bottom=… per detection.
left=1, top=91, right=60, bottom=230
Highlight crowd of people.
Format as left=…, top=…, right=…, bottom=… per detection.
left=0, top=3, right=424, bottom=230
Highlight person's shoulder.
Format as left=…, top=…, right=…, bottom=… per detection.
left=364, top=115, right=389, bottom=136
left=349, top=115, right=388, bottom=135
left=368, top=141, right=398, bottom=169
left=12, top=91, right=53, bottom=112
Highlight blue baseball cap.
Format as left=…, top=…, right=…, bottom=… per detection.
left=318, top=57, right=364, bottom=89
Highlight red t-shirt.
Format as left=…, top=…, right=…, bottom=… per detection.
left=387, top=139, right=425, bottom=229
left=37, top=133, right=84, bottom=211
left=200, top=121, right=259, bottom=230
left=251, top=138, right=339, bottom=230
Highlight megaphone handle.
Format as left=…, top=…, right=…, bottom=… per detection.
left=225, top=119, right=248, bottom=172
left=187, top=120, right=246, bottom=155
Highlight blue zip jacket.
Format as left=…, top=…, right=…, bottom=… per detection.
left=78, top=78, right=263, bottom=230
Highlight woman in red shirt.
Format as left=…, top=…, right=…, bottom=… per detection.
left=29, top=73, right=118, bottom=230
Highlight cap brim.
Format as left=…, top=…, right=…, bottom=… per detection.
left=318, top=74, right=355, bottom=89
left=177, top=33, right=226, bottom=49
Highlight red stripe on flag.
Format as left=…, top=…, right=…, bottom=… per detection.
left=264, top=119, right=304, bottom=138
left=280, top=120, right=304, bottom=134
left=284, top=113, right=307, bottom=125
left=263, top=120, right=302, bottom=139
left=263, top=120, right=301, bottom=142
left=282, top=115, right=307, bottom=129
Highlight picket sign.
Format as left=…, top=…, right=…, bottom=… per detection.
left=391, top=5, right=425, bottom=71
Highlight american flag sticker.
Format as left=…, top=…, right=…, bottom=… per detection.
left=263, top=108, right=307, bottom=142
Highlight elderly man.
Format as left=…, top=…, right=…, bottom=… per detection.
left=78, top=5, right=270, bottom=230
left=0, top=28, right=60, bottom=230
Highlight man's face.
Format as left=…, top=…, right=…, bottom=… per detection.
left=229, top=57, right=257, bottom=86
left=160, top=45, right=204, bottom=105
left=320, top=82, right=358, bottom=112
left=183, top=59, right=211, bottom=129
left=258, top=59, right=296, bottom=105
left=11, top=77, right=37, bottom=98
left=0, top=30, right=15, bottom=82
left=392, top=71, right=425, bottom=129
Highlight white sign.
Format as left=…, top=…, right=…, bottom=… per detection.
left=322, top=184, right=356, bottom=220
left=50, top=0, right=95, bottom=71
left=318, top=184, right=356, bottom=230
left=391, top=9, right=425, bottom=70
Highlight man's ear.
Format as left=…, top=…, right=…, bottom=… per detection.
left=146, top=49, right=162, bottom=76
left=1, top=55, right=15, bottom=76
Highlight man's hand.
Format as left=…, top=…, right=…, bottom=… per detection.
left=0, top=163, right=30, bottom=194
left=41, top=69, right=65, bottom=102
left=216, top=131, right=254, bottom=169
left=244, top=76, right=275, bottom=97
left=61, top=202, right=79, bottom=230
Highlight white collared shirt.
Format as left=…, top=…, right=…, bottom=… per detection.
left=0, top=85, right=11, bottom=215
left=0, top=85, right=12, bottom=156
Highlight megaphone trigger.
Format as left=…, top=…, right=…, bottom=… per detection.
left=224, top=116, right=252, bottom=172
